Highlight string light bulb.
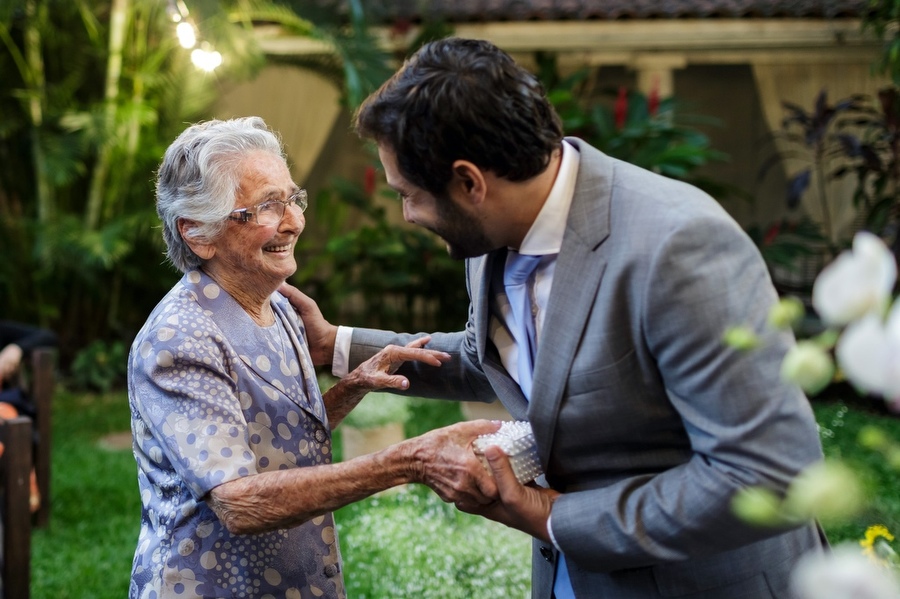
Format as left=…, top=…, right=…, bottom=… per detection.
left=191, top=45, right=223, bottom=72
left=175, top=21, right=197, bottom=49
left=167, top=0, right=221, bottom=71
left=166, top=0, right=190, bottom=22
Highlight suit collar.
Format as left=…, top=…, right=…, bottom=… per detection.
left=559, top=137, right=612, bottom=251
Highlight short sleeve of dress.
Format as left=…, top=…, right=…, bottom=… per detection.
left=129, top=297, right=258, bottom=501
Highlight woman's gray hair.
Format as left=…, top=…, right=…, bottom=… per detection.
left=156, top=116, right=287, bottom=272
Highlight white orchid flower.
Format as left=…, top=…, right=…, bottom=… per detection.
left=790, top=544, right=900, bottom=599
left=812, top=232, right=896, bottom=326
left=836, top=302, right=900, bottom=401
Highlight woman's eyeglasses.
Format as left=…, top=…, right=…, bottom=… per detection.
left=228, top=189, right=308, bottom=226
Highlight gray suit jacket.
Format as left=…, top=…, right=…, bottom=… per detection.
left=349, top=138, right=826, bottom=598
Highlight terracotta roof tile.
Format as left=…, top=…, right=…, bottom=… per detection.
left=358, top=0, right=865, bottom=22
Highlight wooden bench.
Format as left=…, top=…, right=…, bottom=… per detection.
left=1, top=415, right=33, bottom=599
left=0, top=346, right=54, bottom=598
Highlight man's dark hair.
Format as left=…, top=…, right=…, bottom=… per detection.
left=354, top=37, right=564, bottom=197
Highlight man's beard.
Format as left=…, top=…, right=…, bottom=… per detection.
left=431, top=196, right=495, bottom=260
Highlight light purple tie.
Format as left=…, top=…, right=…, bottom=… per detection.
left=504, top=251, right=542, bottom=400
left=506, top=251, right=575, bottom=599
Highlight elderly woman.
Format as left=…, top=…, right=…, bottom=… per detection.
left=128, top=117, right=498, bottom=599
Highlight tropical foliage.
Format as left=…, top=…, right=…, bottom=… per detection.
left=535, top=53, right=732, bottom=198
left=0, top=0, right=391, bottom=385
left=864, top=0, right=900, bottom=88
left=753, top=1, right=900, bottom=288
left=758, top=89, right=900, bottom=265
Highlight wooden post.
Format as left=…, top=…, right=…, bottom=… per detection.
left=2, top=416, right=33, bottom=599
left=30, top=348, right=54, bottom=528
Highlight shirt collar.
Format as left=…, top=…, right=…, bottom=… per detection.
left=516, top=139, right=580, bottom=256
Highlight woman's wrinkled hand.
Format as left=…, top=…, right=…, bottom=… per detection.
left=405, top=419, right=502, bottom=506
left=344, top=336, right=450, bottom=393
left=323, top=337, right=451, bottom=427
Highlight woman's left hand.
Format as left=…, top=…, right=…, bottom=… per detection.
left=343, top=336, right=450, bottom=392
left=323, top=337, right=450, bottom=426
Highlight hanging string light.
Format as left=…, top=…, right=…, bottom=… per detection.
left=165, top=0, right=189, bottom=23
left=191, top=44, right=223, bottom=72
left=175, top=21, right=197, bottom=49
left=166, top=0, right=222, bottom=72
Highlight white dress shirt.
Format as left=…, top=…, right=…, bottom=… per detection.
left=491, top=140, right=579, bottom=388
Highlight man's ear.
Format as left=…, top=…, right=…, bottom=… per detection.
left=178, top=218, right=216, bottom=260
left=451, top=160, right=487, bottom=205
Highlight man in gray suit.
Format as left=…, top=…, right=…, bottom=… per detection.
left=285, top=37, right=827, bottom=598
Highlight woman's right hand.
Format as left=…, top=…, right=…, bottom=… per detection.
left=323, top=337, right=450, bottom=426
left=342, top=336, right=450, bottom=393
left=403, top=419, right=502, bottom=506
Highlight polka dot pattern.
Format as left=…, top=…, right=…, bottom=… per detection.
left=128, top=271, right=345, bottom=599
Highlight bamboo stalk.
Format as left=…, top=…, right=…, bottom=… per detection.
left=85, top=0, right=129, bottom=230
left=24, top=0, right=52, bottom=224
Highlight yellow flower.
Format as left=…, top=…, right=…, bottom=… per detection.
left=860, top=525, right=896, bottom=565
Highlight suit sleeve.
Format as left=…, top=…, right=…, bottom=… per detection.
left=549, top=215, right=824, bottom=571
left=348, top=258, right=497, bottom=403
left=349, top=326, right=496, bottom=402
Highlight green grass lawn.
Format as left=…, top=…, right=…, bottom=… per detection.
left=811, top=399, right=900, bottom=544
left=27, top=392, right=900, bottom=598
left=30, top=391, right=139, bottom=598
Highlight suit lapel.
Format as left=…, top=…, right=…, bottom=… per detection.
left=469, top=252, right=494, bottom=363
left=528, top=139, right=613, bottom=466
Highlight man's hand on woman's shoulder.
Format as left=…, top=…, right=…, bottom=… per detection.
left=279, top=283, right=337, bottom=366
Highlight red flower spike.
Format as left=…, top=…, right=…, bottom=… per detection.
left=648, top=77, right=660, bottom=117
left=364, top=165, right=376, bottom=196
left=391, top=19, right=412, bottom=37
left=615, top=86, right=628, bottom=129
left=763, top=223, right=781, bottom=246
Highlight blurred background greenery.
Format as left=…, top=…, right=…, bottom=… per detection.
left=0, top=0, right=743, bottom=389
left=7, top=0, right=900, bottom=596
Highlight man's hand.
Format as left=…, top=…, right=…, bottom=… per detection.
left=279, top=283, right=337, bottom=366
left=406, top=419, right=503, bottom=507
left=456, top=445, right=561, bottom=543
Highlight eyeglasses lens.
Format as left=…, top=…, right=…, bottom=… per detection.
left=256, top=202, right=284, bottom=226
